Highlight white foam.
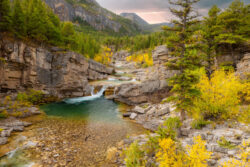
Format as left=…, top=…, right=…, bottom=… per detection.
left=64, top=86, right=107, bottom=104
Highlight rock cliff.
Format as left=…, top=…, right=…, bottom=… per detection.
left=0, top=37, right=113, bottom=98
left=44, top=0, right=139, bottom=34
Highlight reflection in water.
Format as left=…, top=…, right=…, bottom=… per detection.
left=42, top=97, right=121, bottom=123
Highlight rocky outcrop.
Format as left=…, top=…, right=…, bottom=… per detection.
left=113, top=80, right=171, bottom=105
left=0, top=37, right=113, bottom=98
left=108, top=45, right=178, bottom=105
left=236, top=53, right=250, bottom=79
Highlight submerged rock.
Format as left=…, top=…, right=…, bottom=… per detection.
left=0, top=137, right=8, bottom=145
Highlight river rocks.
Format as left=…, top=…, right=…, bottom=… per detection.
left=0, top=110, right=36, bottom=145
left=0, top=137, right=8, bottom=145
left=0, top=37, right=113, bottom=98
left=122, top=113, right=131, bottom=118
left=119, top=76, right=132, bottom=81
left=130, top=113, right=137, bottom=120
left=106, top=147, right=118, bottom=162
left=126, top=103, right=174, bottom=131
left=133, top=106, right=146, bottom=114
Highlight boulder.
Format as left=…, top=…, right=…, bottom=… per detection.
left=0, top=128, right=13, bottom=137
left=155, top=107, right=170, bottom=117
left=133, top=106, right=145, bottom=114
left=114, top=80, right=171, bottom=105
left=130, top=113, right=137, bottom=120
left=122, top=113, right=131, bottom=117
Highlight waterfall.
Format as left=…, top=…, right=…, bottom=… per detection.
left=64, top=86, right=108, bottom=104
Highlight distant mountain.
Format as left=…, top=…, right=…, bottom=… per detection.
left=120, top=13, right=149, bottom=27
left=147, top=22, right=173, bottom=32
left=44, top=0, right=141, bottom=35
left=120, top=12, right=171, bottom=33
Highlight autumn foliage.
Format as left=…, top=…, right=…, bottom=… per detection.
left=156, top=136, right=212, bottom=167
left=191, top=69, right=246, bottom=120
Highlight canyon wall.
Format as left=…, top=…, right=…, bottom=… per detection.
left=0, top=37, right=113, bottom=98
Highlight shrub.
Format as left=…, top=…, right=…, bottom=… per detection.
left=191, top=119, right=211, bottom=129
left=126, top=52, right=153, bottom=68
left=3, top=96, right=11, bottom=105
left=191, top=69, right=245, bottom=120
left=186, top=136, right=212, bottom=167
left=157, top=117, right=182, bottom=140
left=124, top=141, right=145, bottom=167
left=221, top=140, right=250, bottom=167
left=217, top=137, right=237, bottom=149
left=0, top=110, right=8, bottom=118
left=156, top=135, right=211, bottom=167
left=238, top=106, right=250, bottom=124
left=17, top=89, right=44, bottom=105
left=156, top=138, right=186, bottom=167
left=94, top=46, right=112, bottom=65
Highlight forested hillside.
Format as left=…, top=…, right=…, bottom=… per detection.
left=0, top=0, right=101, bottom=58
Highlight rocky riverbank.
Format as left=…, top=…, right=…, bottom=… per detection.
left=0, top=94, right=42, bottom=149
left=111, top=102, right=250, bottom=167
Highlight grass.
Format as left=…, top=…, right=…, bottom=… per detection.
left=191, top=119, right=211, bottom=129
left=217, top=137, right=237, bottom=149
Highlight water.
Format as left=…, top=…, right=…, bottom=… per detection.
left=0, top=87, right=145, bottom=166
left=41, top=96, right=121, bottom=123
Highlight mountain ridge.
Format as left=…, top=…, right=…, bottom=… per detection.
left=119, top=12, right=171, bottom=33
left=44, top=0, right=141, bottom=35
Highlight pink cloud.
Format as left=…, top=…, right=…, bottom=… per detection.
left=136, top=11, right=172, bottom=24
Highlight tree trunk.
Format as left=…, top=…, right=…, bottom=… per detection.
left=180, top=110, right=186, bottom=121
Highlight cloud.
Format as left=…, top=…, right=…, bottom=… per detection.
left=96, top=0, right=249, bottom=24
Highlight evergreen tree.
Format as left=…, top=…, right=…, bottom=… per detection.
left=216, top=0, right=247, bottom=67
left=164, top=0, right=202, bottom=120
left=0, top=0, right=12, bottom=32
left=203, top=5, right=221, bottom=78
left=12, top=0, right=25, bottom=37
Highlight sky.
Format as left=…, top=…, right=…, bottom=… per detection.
left=96, top=0, right=249, bottom=24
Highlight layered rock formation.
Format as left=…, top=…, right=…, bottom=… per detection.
left=0, top=37, right=113, bottom=98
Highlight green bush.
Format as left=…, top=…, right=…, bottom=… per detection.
left=191, top=119, right=211, bottom=129
left=17, top=89, right=44, bottom=105
left=0, top=110, right=8, bottom=119
left=157, top=117, right=182, bottom=140
left=217, top=137, right=237, bottom=149
left=124, top=141, right=145, bottom=167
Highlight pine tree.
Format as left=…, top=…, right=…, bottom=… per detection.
left=12, top=0, right=25, bottom=37
left=0, top=0, right=12, bottom=32
left=164, top=0, right=202, bottom=120
left=216, top=0, right=247, bottom=67
left=203, top=5, right=221, bottom=78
